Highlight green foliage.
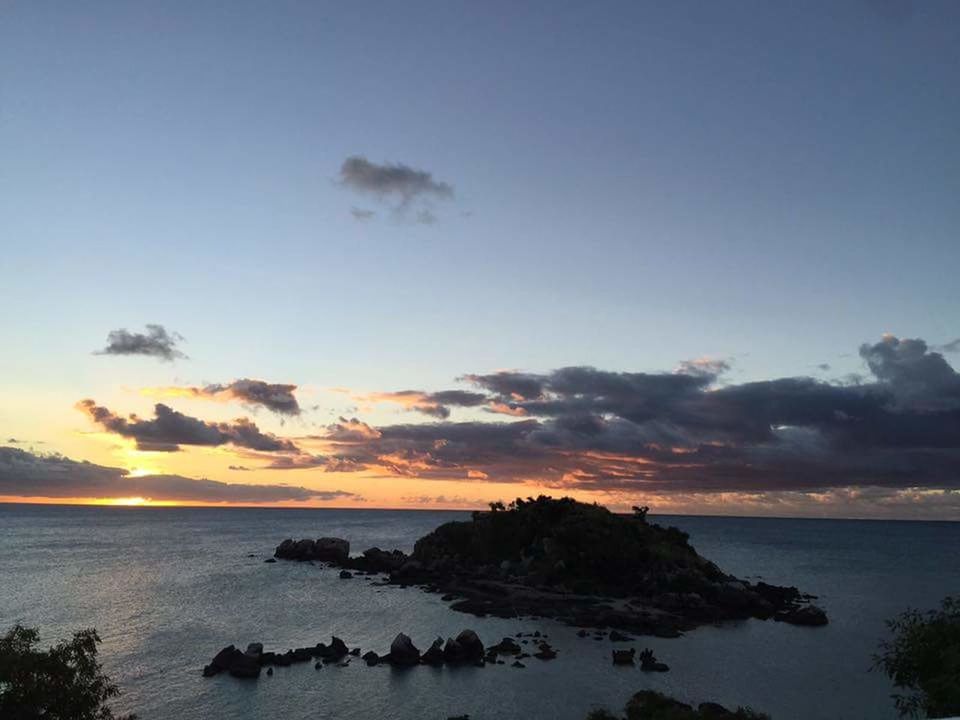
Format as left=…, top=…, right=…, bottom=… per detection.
left=874, top=596, right=960, bottom=718
left=586, top=710, right=622, bottom=720
left=0, top=625, right=134, bottom=720
left=589, top=691, right=770, bottom=720
left=413, top=495, right=721, bottom=596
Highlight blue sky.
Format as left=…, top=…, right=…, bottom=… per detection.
left=1, top=1, right=958, bottom=515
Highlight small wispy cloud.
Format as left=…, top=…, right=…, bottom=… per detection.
left=350, top=207, right=376, bottom=221
left=142, top=379, right=301, bottom=416
left=95, top=324, right=186, bottom=361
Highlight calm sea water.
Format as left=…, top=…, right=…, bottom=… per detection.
left=0, top=504, right=957, bottom=720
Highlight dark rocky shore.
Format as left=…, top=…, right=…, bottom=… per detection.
left=202, top=629, right=568, bottom=678
left=274, top=497, right=827, bottom=636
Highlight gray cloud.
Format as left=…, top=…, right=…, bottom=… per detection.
left=315, top=336, right=960, bottom=509
left=675, top=357, right=731, bottom=380
left=0, top=447, right=353, bottom=503
left=339, top=155, right=453, bottom=210
left=936, top=338, right=960, bottom=354
left=151, top=379, right=301, bottom=416
left=859, top=334, right=960, bottom=410
left=356, top=389, right=487, bottom=419
left=76, top=400, right=300, bottom=453
left=96, top=324, right=185, bottom=361
left=350, top=207, right=376, bottom=221
left=415, top=209, right=437, bottom=225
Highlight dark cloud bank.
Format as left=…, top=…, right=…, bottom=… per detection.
left=54, top=333, right=960, bottom=515
left=317, top=335, right=960, bottom=510
left=96, top=324, right=185, bottom=361
left=0, top=447, right=353, bottom=504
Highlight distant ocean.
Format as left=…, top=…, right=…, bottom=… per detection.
left=1, top=504, right=957, bottom=720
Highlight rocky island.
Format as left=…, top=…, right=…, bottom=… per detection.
left=274, top=496, right=827, bottom=636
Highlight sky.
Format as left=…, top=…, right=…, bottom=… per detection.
left=1, top=1, right=958, bottom=518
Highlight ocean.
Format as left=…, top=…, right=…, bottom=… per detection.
left=0, top=504, right=957, bottom=719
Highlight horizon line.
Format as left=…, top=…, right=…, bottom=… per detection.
left=0, top=499, right=956, bottom=524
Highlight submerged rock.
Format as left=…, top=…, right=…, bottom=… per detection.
left=775, top=604, right=828, bottom=626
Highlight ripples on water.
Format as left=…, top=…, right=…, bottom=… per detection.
left=0, top=504, right=958, bottom=719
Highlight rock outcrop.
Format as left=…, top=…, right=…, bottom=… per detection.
left=389, top=633, right=421, bottom=666
left=272, top=496, right=827, bottom=637
left=274, top=537, right=349, bottom=563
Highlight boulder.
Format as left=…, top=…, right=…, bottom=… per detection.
left=227, top=653, right=261, bottom=679
left=389, top=633, right=420, bottom=666
left=209, top=645, right=239, bottom=673
left=362, top=651, right=380, bottom=666
left=443, top=637, right=466, bottom=663
left=421, top=637, right=445, bottom=666
left=488, top=637, right=521, bottom=655
left=639, top=648, right=669, bottom=672
left=245, top=642, right=263, bottom=659
left=454, top=630, right=484, bottom=661
left=612, top=648, right=636, bottom=665
left=363, top=547, right=408, bottom=572
left=339, top=570, right=353, bottom=579
left=608, top=630, right=632, bottom=642
left=328, top=636, right=349, bottom=658
left=293, top=539, right=316, bottom=559
left=775, top=604, right=828, bottom=626
left=533, top=643, right=557, bottom=660
left=315, top=537, right=350, bottom=563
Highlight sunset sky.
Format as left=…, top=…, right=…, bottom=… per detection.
left=1, top=1, right=958, bottom=518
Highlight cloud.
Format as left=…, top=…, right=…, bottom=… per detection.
left=415, top=209, right=437, bottom=225
left=350, top=207, right=376, bottom=221
left=354, top=389, right=488, bottom=419
left=76, top=400, right=300, bottom=453
left=305, top=336, right=960, bottom=516
left=95, top=325, right=185, bottom=361
left=143, top=379, right=301, bottom=416
left=339, top=156, right=453, bottom=208
left=936, top=338, right=960, bottom=354
left=400, top=494, right=488, bottom=508
left=0, top=447, right=354, bottom=504
left=859, top=334, right=960, bottom=410
left=675, top=357, right=730, bottom=380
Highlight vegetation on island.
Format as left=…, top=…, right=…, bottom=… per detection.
left=0, top=625, right=134, bottom=720
left=874, top=596, right=960, bottom=718
left=585, top=690, right=770, bottom=720
left=415, top=495, right=725, bottom=596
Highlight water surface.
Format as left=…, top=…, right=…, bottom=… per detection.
left=1, top=504, right=957, bottom=719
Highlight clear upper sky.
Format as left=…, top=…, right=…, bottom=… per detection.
left=1, top=1, right=958, bottom=516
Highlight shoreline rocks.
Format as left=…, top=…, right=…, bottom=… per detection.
left=203, top=627, right=558, bottom=679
